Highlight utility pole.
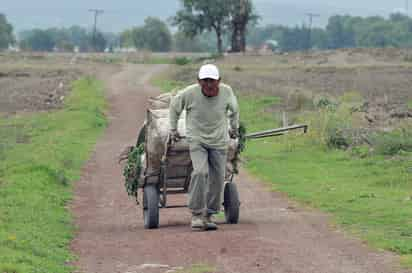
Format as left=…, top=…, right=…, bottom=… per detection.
left=406, top=0, right=409, bottom=13
left=305, top=13, right=320, bottom=50
left=88, top=9, right=104, bottom=51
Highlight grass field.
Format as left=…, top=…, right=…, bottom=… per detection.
left=0, top=78, right=107, bottom=273
left=152, top=62, right=412, bottom=267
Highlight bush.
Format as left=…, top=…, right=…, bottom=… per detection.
left=174, top=56, right=191, bottom=66
left=326, top=122, right=351, bottom=149
left=371, top=129, right=412, bottom=156
left=350, top=145, right=371, bottom=158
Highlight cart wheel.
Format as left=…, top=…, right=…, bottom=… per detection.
left=223, top=182, right=240, bottom=224
left=143, top=185, right=159, bottom=229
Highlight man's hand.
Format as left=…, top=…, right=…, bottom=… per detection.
left=169, top=129, right=182, bottom=143
left=229, top=128, right=239, bottom=139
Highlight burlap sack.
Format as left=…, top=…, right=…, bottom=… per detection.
left=148, top=93, right=172, bottom=110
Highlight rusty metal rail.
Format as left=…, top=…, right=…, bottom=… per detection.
left=246, top=124, right=308, bottom=140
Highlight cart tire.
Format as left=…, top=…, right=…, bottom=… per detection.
left=223, top=182, right=240, bottom=224
left=143, top=185, right=159, bottom=229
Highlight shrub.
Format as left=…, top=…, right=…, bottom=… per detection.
left=174, top=56, right=191, bottom=66
left=371, top=128, right=412, bottom=156
left=350, top=145, right=371, bottom=158
left=233, top=66, right=243, bottom=71
left=325, top=121, right=352, bottom=149
left=313, top=94, right=338, bottom=111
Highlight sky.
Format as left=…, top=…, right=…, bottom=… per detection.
left=1, top=0, right=410, bottom=33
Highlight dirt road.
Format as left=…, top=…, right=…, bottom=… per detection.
left=71, top=64, right=410, bottom=273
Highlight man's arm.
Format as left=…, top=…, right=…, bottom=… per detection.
left=169, top=90, right=186, bottom=130
left=227, top=88, right=240, bottom=131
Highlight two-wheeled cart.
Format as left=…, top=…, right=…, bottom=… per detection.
left=142, top=133, right=241, bottom=229
left=139, top=114, right=307, bottom=229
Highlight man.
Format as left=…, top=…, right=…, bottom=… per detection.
left=169, top=64, right=239, bottom=231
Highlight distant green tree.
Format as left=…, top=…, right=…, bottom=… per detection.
left=122, top=17, right=172, bottom=52
left=228, top=0, right=259, bottom=52
left=0, top=14, right=14, bottom=50
left=67, top=25, right=89, bottom=51
left=326, top=15, right=355, bottom=49
left=173, top=31, right=217, bottom=52
left=173, top=0, right=232, bottom=53
left=280, top=25, right=311, bottom=51
left=141, top=17, right=172, bottom=52
left=19, top=26, right=109, bottom=52
left=19, top=29, right=55, bottom=51
left=120, top=29, right=134, bottom=48
left=90, top=31, right=107, bottom=52
left=246, top=24, right=284, bottom=48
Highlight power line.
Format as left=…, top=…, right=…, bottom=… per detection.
left=88, top=9, right=104, bottom=51
left=305, top=13, right=320, bottom=50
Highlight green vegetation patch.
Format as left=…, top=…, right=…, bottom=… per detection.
left=177, top=263, right=216, bottom=273
left=240, top=96, right=412, bottom=265
left=0, top=77, right=107, bottom=273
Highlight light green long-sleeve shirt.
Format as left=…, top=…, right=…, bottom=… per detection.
left=169, top=83, right=240, bottom=149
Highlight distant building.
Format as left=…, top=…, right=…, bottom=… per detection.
left=259, top=40, right=281, bottom=54
left=8, top=45, right=20, bottom=52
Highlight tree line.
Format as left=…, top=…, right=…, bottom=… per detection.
left=2, top=3, right=412, bottom=53
left=18, top=26, right=114, bottom=52
left=248, top=13, right=412, bottom=51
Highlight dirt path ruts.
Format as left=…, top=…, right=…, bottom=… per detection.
left=71, top=64, right=410, bottom=273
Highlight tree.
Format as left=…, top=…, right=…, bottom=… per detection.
left=67, top=25, right=89, bottom=51
left=246, top=24, right=284, bottom=48
left=141, top=17, right=172, bottom=52
left=326, top=15, right=355, bottom=49
left=173, top=0, right=232, bottom=53
left=19, top=26, right=108, bottom=52
left=173, top=31, right=216, bottom=52
left=228, top=0, right=258, bottom=52
left=19, top=29, right=55, bottom=51
left=122, top=17, right=172, bottom=52
left=120, top=29, right=134, bottom=48
left=0, top=14, right=14, bottom=50
left=90, top=31, right=107, bottom=52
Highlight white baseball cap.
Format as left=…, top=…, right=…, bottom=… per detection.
left=198, top=64, right=220, bottom=80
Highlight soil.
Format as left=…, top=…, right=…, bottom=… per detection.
left=70, top=63, right=411, bottom=273
left=0, top=68, right=80, bottom=114
left=0, top=52, right=121, bottom=115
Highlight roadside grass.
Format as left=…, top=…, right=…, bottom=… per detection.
left=153, top=75, right=412, bottom=267
left=242, top=103, right=412, bottom=266
left=177, top=263, right=216, bottom=273
left=0, top=77, right=107, bottom=273
left=408, top=100, right=412, bottom=110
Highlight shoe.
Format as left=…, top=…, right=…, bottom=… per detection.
left=203, top=214, right=218, bottom=231
left=191, top=215, right=205, bottom=230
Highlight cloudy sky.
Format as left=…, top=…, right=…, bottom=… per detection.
left=1, top=0, right=410, bottom=32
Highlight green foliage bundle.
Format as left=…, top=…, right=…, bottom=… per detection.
left=231, top=122, right=247, bottom=174
left=122, top=144, right=144, bottom=200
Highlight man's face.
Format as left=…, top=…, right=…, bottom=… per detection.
left=198, top=78, right=220, bottom=97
